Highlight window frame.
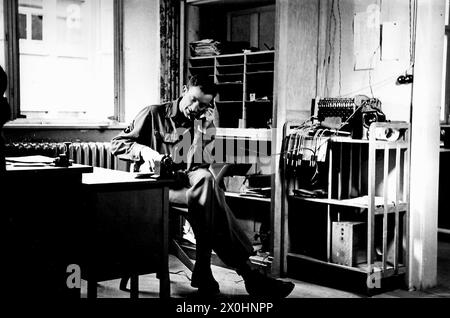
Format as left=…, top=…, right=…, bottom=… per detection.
left=445, top=24, right=450, bottom=124
left=3, top=0, right=125, bottom=124
left=18, top=7, right=44, bottom=41
left=444, top=0, right=450, bottom=124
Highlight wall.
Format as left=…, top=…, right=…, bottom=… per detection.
left=275, top=0, right=319, bottom=123
left=123, top=0, right=161, bottom=123
left=3, top=126, right=123, bottom=143
left=317, top=0, right=413, bottom=122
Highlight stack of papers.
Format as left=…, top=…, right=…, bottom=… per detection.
left=190, top=39, right=223, bottom=56
left=240, top=187, right=271, bottom=198
left=6, top=155, right=55, bottom=167
left=293, top=188, right=327, bottom=198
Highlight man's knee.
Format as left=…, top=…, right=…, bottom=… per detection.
left=186, top=169, right=216, bottom=206
left=191, top=169, right=215, bottom=188
left=169, top=188, right=188, bottom=206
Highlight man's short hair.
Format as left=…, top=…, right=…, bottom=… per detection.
left=187, top=74, right=217, bottom=97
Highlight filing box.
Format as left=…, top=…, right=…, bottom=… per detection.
left=331, top=221, right=366, bottom=267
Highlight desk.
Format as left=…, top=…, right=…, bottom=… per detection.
left=2, top=160, right=93, bottom=299
left=81, top=167, right=172, bottom=298
left=439, top=149, right=450, bottom=235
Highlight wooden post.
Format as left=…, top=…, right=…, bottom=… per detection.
left=272, top=0, right=319, bottom=277
left=409, top=0, right=445, bottom=290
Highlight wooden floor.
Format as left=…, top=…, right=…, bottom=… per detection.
left=80, top=241, right=450, bottom=299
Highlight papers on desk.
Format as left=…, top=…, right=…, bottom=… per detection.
left=134, top=171, right=156, bottom=179
left=6, top=155, right=55, bottom=167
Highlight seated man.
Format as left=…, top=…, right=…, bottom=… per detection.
left=111, top=74, right=294, bottom=298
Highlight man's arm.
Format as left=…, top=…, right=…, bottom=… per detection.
left=111, top=106, right=162, bottom=167
left=201, top=108, right=216, bottom=165
left=185, top=108, right=216, bottom=171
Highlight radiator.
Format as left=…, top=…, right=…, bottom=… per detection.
left=5, top=142, right=119, bottom=170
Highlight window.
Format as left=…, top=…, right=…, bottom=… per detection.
left=2, top=0, right=123, bottom=123
left=18, top=0, right=43, bottom=41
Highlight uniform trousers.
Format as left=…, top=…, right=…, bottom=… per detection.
left=169, top=168, right=254, bottom=270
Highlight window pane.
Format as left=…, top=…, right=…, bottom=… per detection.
left=31, top=14, right=43, bottom=40
left=19, top=0, right=114, bottom=121
left=19, top=13, right=27, bottom=39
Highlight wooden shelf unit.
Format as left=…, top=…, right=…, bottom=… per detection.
left=188, top=50, right=274, bottom=129
left=282, top=121, right=411, bottom=289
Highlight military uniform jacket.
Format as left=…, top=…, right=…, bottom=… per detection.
left=111, top=99, right=216, bottom=172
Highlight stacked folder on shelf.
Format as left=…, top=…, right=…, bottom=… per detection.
left=189, top=39, right=223, bottom=56
left=293, top=188, right=327, bottom=198
left=239, top=187, right=271, bottom=198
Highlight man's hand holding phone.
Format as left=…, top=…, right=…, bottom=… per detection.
left=140, top=147, right=164, bottom=171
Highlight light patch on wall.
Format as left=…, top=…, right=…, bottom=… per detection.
left=354, top=4, right=380, bottom=70
left=381, top=21, right=402, bottom=61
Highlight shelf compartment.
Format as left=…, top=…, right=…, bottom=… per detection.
left=216, top=81, right=243, bottom=85
left=246, top=70, right=274, bottom=75
left=330, top=137, right=409, bottom=150
left=225, top=191, right=271, bottom=203
left=189, top=57, right=215, bottom=67
left=246, top=51, right=275, bottom=64
left=189, top=65, right=214, bottom=71
left=215, top=100, right=243, bottom=104
left=246, top=61, right=274, bottom=72
left=288, top=195, right=408, bottom=215
left=215, top=127, right=272, bottom=141
left=216, top=64, right=244, bottom=74
left=216, top=73, right=244, bottom=83
left=189, top=67, right=214, bottom=76
left=216, top=55, right=244, bottom=66
left=245, top=100, right=272, bottom=104
left=216, top=86, right=243, bottom=102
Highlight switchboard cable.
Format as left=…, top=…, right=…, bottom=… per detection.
left=337, top=0, right=342, bottom=97
left=325, top=0, right=336, bottom=96
left=409, top=0, right=417, bottom=67
left=409, top=0, right=413, bottom=65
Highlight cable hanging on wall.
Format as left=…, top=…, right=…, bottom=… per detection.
left=324, top=0, right=336, bottom=97
left=337, top=0, right=342, bottom=97
left=334, top=0, right=417, bottom=97
left=368, top=45, right=380, bottom=98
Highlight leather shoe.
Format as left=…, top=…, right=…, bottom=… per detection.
left=243, top=269, right=294, bottom=298
left=191, top=265, right=220, bottom=295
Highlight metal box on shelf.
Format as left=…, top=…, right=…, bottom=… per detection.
left=331, top=221, right=366, bottom=267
